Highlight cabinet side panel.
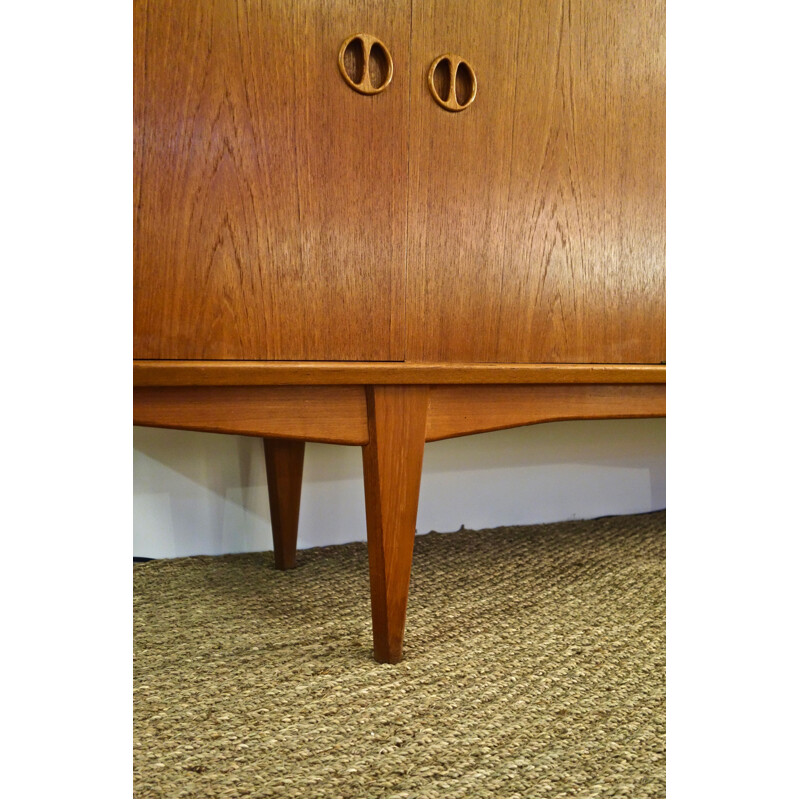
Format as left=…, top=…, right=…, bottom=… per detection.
left=134, top=0, right=409, bottom=360
left=407, top=0, right=665, bottom=363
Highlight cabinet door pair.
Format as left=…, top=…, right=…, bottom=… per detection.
left=134, top=0, right=665, bottom=365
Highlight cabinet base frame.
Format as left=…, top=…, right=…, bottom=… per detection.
left=134, top=376, right=665, bottom=663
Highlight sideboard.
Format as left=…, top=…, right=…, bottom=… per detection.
left=134, top=0, right=665, bottom=663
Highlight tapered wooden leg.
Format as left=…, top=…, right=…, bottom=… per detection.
left=263, top=438, right=305, bottom=570
left=362, top=385, right=429, bottom=663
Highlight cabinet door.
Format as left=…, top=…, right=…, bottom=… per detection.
left=134, top=0, right=409, bottom=360
left=407, top=0, right=665, bottom=363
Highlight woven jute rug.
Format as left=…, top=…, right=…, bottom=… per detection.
left=134, top=511, right=666, bottom=799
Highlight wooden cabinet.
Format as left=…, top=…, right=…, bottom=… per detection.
left=134, top=0, right=665, bottom=663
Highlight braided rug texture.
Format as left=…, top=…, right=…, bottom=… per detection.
left=134, top=511, right=666, bottom=799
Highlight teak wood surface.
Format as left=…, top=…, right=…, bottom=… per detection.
left=133, top=361, right=665, bottom=387
left=263, top=439, right=306, bottom=570
left=133, top=382, right=664, bottom=445
left=362, top=386, right=429, bottom=663
left=407, top=0, right=665, bottom=363
left=134, top=0, right=409, bottom=360
left=424, top=384, right=665, bottom=441
left=133, top=385, right=369, bottom=445
left=135, top=0, right=664, bottom=366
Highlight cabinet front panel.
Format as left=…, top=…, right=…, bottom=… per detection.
left=407, top=0, right=665, bottom=363
left=134, top=0, right=409, bottom=360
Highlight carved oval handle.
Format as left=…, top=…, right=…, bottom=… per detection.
left=338, top=34, right=394, bottom=95
left=428, top=54, right=477, bottom=112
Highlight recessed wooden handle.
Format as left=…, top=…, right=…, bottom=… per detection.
left=338, top=34, right=393, bottom=95
left=428, top=54, right=477, bottom=112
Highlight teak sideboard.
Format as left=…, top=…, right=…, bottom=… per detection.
left=133, top=0, right=665, bottom=663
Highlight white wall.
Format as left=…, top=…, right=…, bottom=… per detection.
left=133, top=418, right=665, bottom=559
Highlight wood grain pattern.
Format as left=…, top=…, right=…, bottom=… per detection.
left=494, top=0, right=666, bottom=363
left=134, top=360, right=665, bottom=386
left=362, top=386, right=429, bottom=663
left=407, top=0, right=665, bottom=364
left=407, top=0, right=521, bottom=362
left=425, top=383, right=665, bottom=441
left=264, top=438, right=305, bottom=570
left=133, top=386, right=368, bottom=444
left=134, top=0, right=409, bottom=360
